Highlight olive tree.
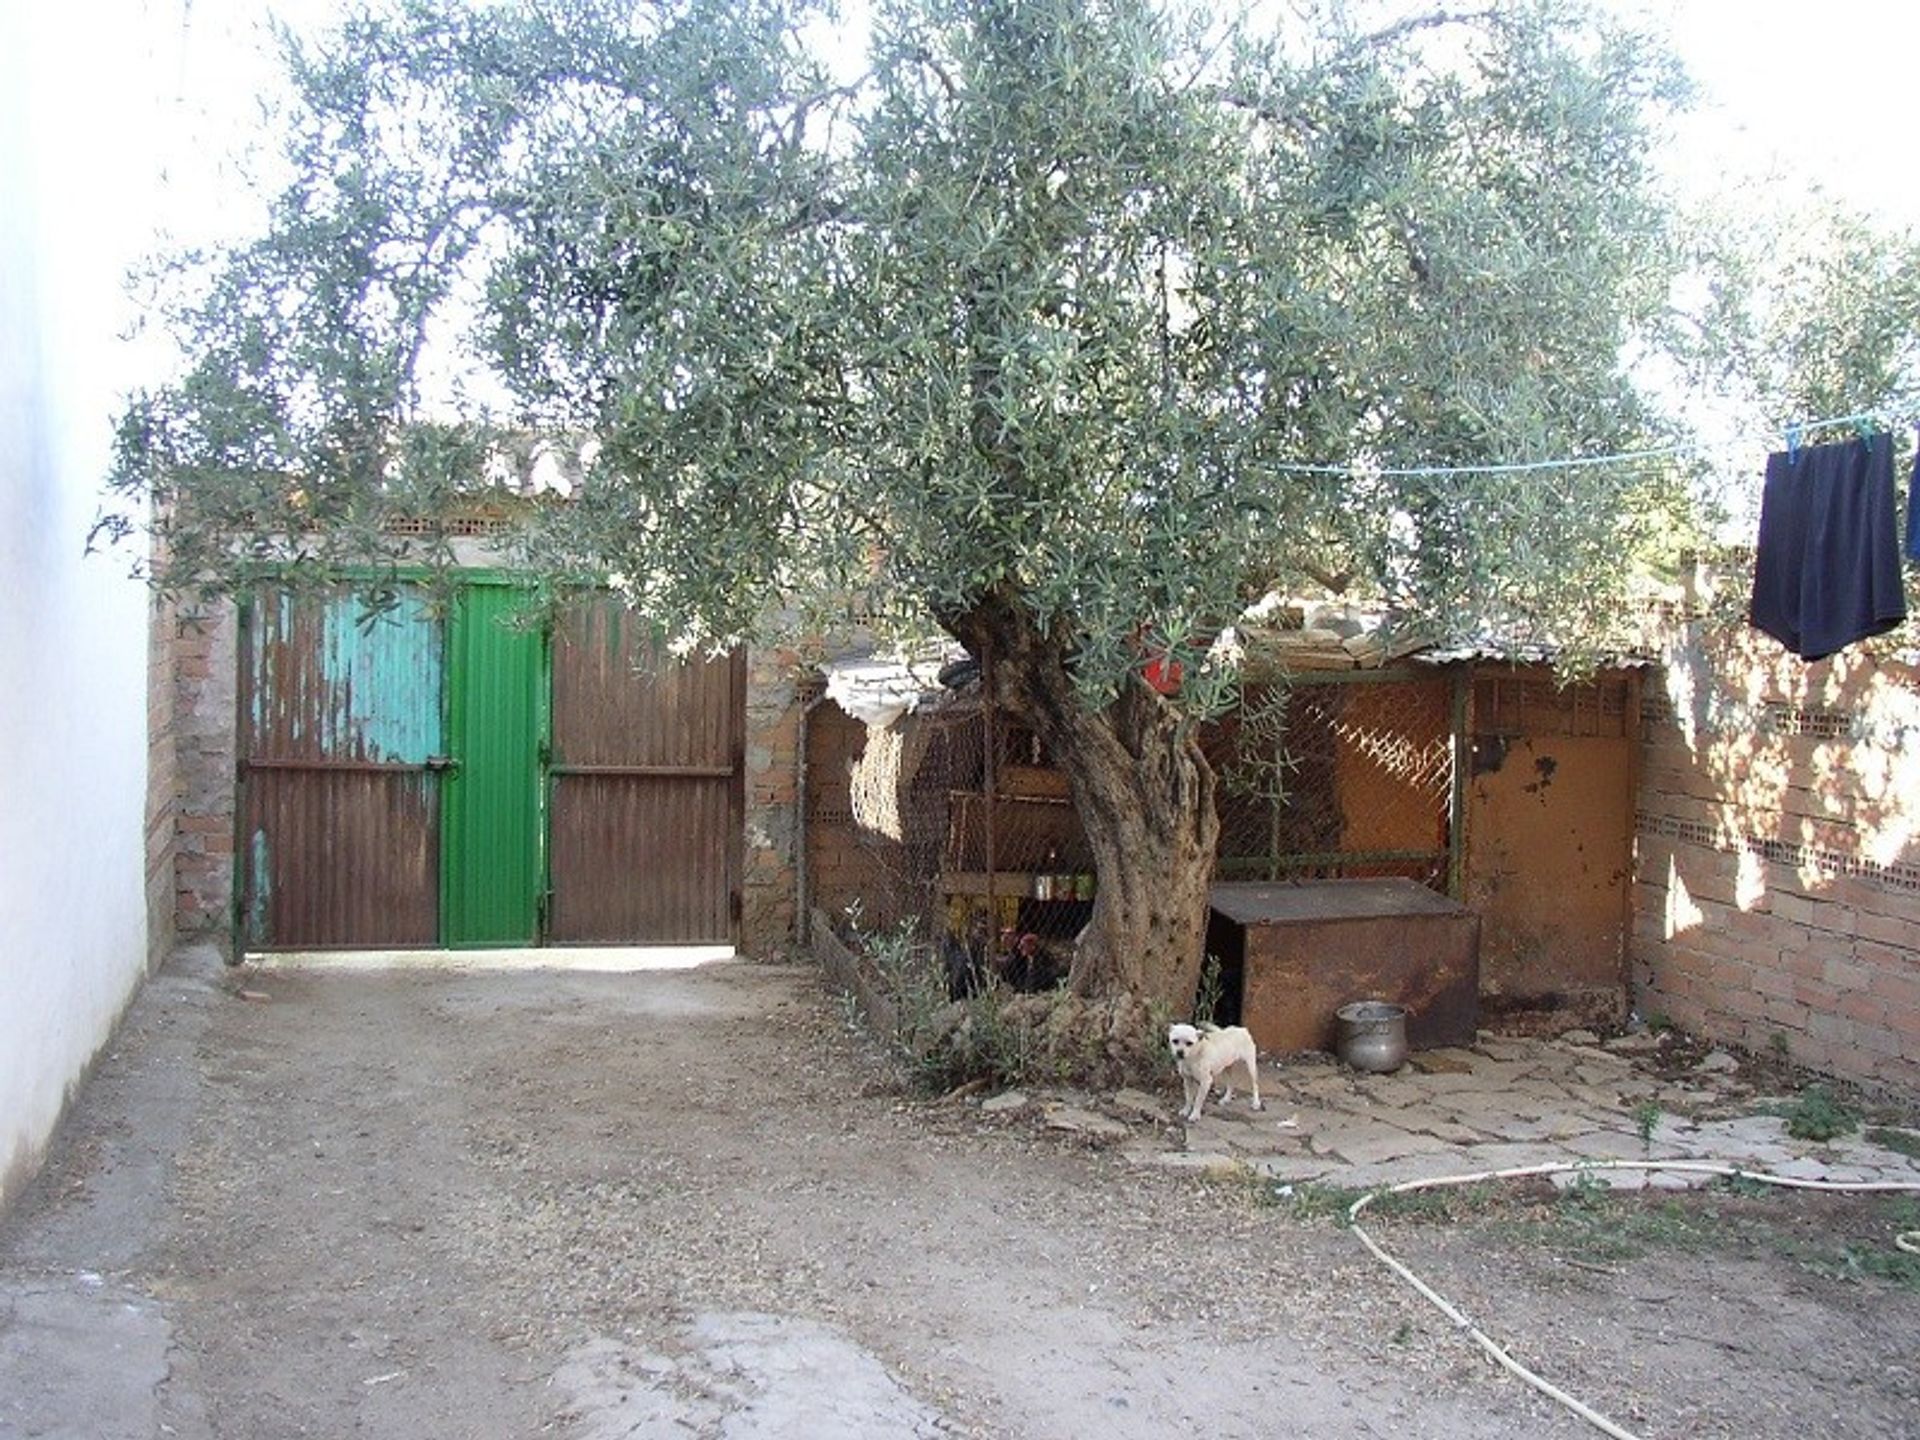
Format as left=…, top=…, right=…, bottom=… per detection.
left=112, top=0, right=1692, bottom=1014
left=1683, top=194, right=1920, bottom=425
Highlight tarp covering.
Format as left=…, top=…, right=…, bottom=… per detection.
left=822, top=656, right=951, bottom=729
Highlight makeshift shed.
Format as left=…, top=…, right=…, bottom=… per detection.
left=804, top=632, right=1643, bottom=1042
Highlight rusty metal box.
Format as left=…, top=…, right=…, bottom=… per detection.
left=1207, top=879, right=1479, bottom=1055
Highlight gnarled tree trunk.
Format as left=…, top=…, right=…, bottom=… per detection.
left=950, top=594, right=1219, bottom=1017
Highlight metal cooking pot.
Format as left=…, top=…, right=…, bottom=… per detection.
left=1336, top=1000, right=1409, bottom=1074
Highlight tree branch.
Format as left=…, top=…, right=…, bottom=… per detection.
left=1349, top=8, right=1500, bottom=56
left=1207, top=8, right=1500, bottom=135
left=909, top=46, right=961, bottom=103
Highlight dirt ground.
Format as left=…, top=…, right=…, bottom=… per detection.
left=3, top=951, right=1916, bottom=1439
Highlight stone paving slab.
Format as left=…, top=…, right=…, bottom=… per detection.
left=1284, top=1072, right=1365, bottom=1101
left=1428, top=1141, right=1572, bottom=1173
left=1432, top=1094, right=1585, bottom=1137
left=1828, top=1135, right=1920, bottom=1177
left=1328, top=1124, right=1455, bottom=1168
left=1497, top=1114, right=1609, bottom=1144
left=1044, top=1104, right=1133, bottom=1139
left=1255, top=1103, right=1358, bottom=1139
left=1110, top=1087, right=1167, bottom=1121
left=1346, top=1074, right=1428, bottom=1108
left=1391, top=1115, right=1486, bottom=1146
left=1393, top=1070, right=1506, bottom=1096
left=1121, top=1147, right=1242, bottom=1174
left=1571, top=1056, right=1634, bottom=1084
left=1472, top=1036, right=1546, bottom=1064
left=1245, top=1155, right=1335, bottom=1184
left=1137, top=1032, right=1920, bottom=1203
left=1653, top=1085, right=1726, bottom=1110
left=1560, top=1130, right=1688, bottom=1162
left=1564, top=1081, right=1631, bottom=1108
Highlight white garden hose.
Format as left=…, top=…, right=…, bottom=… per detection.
left=1341, top=1159, right=1920, bottom=1440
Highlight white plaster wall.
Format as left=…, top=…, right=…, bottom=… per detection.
left=0, top=1, right=175, bottom=1208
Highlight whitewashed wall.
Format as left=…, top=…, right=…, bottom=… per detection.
left=0, top=1, right=181, bottom=1209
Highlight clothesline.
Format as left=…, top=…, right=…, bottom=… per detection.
left=1265, top=407, right=1917, bottom=480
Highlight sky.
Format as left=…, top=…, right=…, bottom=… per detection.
left=56, top=0, right=1920, bottom=508
left=139, top=0, right=1920, bottom=236
left=1641, top=0, right=1920, bottom=228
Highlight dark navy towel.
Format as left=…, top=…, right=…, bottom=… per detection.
left=1749, top=433, right=1906, bottom=661
left=1907, top=438, right=1920, bottom=562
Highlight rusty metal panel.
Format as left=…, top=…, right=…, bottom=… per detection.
left=547, top=600, right=744, bottom=943
left=1212, top=878, right=1479, bottom=1054
left=1463, top=733, right=1633, bottom=1031
left=548, top=774, right=738, bottom=942
left=238, top=588, right=443, bottom=949
left=241, top=770, right=438, bottom=947
left=1473, top=665, right=1632, bottom=739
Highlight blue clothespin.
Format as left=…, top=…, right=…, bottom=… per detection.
left=1785, top=421, right=1804, bottom=462
left=1854, top=416, right=1878, bottom=447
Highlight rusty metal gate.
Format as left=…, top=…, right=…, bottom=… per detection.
left=238, top=585, right=743, bottom=950
left=238, top=588, right=445, bottom=948
left=547, top=600, right=745, bottom=943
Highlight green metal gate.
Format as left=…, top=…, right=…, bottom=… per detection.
left=237, top=581, right=741, bottom=951
left=442, top=585, right=547, bottom=945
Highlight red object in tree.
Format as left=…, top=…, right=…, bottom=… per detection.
left=1142, top=653, right=1183, bottom=694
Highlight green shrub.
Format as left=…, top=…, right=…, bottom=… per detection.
left=1779, top=1085, right=1860, bottom=1142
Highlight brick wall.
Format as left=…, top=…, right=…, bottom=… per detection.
left=739, top=642, right=806, bottom=958
left=1633, top=619, right=1920, bottom=1092
left=168, top=599, right=240, bottom=953
left=145, top=590, right=179, bottom=968
left=803, top=702, right=919, bottom=936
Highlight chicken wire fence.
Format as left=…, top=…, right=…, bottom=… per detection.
left=806, top=667, right=1460, bottom=993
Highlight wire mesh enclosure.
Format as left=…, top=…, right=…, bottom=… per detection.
left=806, top=666, right=1463, bottom=990
left=1207, top=673, right=1457, bottom=890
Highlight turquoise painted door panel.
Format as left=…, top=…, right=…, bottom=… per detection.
left=238, top=589, right=444, bottom=947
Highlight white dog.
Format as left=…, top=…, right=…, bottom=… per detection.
left=1167, top=1022, right=1263, bottom=1121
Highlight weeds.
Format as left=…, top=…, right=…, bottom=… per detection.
left=1274, top=1181, right=1496, bottom=1224
left=845, top=920, right=1163, bottom=1092
left=849, top=921, right=1031, bottom=1092
left=1270, top=1182, right=1364, bottom=1222
left=1718, top=1171, right=1773, bottom=1199
left=1496, top=1187, right=1733, bottom=1264
left=1776, top=1197, right=1920, bottom=1291
left=1372, top=1185, right=1497, bottom=1221
left=1559, top=1170, right=1611, bottom=1212
left=1767, top=1084, right=1861, bottom=1142
left=1632, top=1100, right=1662, bottom=1149
left=1194, top=952, right=1225, bottom=1026
left=1271, top=1167, right=1920, bottom=1297
left=1804, top=1244, right=1920, bottom=1287
left=1491, top=1185, right=1920, bottom=1291
left=1884, top=1195, right=1920, bottom=1234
